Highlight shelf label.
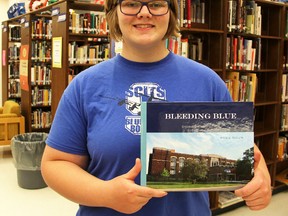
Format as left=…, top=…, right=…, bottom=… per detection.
left=57, top=13, right=66, bottom=22
left=2, top=26, right=7, bottom=32
left=20, top=17, right=26, bottom=24
left=2, top=50, right=6, bottom=66
left=52, top=37, right=62, bottom=68
left=24, top=21, right=29, bottom=28
left=52, top=7, right=60, bottom=16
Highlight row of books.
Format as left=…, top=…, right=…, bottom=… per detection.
left=8, top=44, right=20, bottom=60
left=31, top=109, right=52, bottom=129
left=167, top=33, right=260, bottom=70
left=31, top=18, right=52, bottom=40
left=166, top=37, right=181, bottom=55
left=179, top=0, right=205, bottom=28
left=282, top=42, right=288, bottom=70
left=31, top=87, right=51, bottom=107
left=227, top=0, right=262, bottom=35
left=225, top=71, right=257, bottom=102
left=69, top=11, right=108, bottom=35
left=8, top=80, right=21, bottom=98
left=226, top=36, right=261, bottom=70
left=9, top=25, right=21, bottom=41
left=31, top=64, right=52, bottom=86
left=31, top=40, right=52, bottom=62
left=68, top=42, right=110, bottom=64
left=180, top=37, right=203, bottom=61
left=166, top=35, right=204, bottom=62
left=281, top=104, right=288, bottom=131
left=8, top=62, right=20, bottom=78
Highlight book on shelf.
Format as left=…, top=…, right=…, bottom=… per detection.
left=218, top=191, right=243, bottom=208
left=275, top=168, right=288, bottom=185
left=226, top=71, right=240, bottom=102
left=227, top=0, right=261, bottom=34
left=281, top=74, right=288, bottom=102
left=227, top=0, right=237, bottom=32
left=178, top=0, right=205, bottom=27
left=277, top=136, right=288, bottom=161
left=69, top=10, right=107, bottom=35
left=226, top=71, right=257, bottom=102
left=141, top=101, right=254, bottom=191
left=284, top=8, right=288, bottom=38
left=281, top=104, right=288, bottom=131
left=226, top=36, right=261, bottom=71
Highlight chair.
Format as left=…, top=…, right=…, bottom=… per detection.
left=0, top=100, right=25, bottom=146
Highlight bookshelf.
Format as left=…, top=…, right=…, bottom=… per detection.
left=17, top=8, right=53, bottom=132
left=1, top=0, right=287, bottom=213
left=1, top=0, right=109, bottom=132
left=1, top=18, right=22, bottom=104
left=178, top=0, right=288, bottom=212
left=278, top=3, right=288, bottom=189
left=49, top=0, right=109, bottom=117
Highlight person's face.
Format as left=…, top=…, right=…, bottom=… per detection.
left=117, top=0, right=170, bottom=48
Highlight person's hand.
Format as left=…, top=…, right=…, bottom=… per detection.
left=105, top=158, right=167, bottom=214
left=235, top=146, right=272, bottom=210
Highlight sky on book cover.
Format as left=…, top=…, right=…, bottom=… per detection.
left=146, top=132, right=253, bottom=166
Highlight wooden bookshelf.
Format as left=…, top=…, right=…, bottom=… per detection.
left=50, top=0, right=109, bottom=117
left=1, top=0, right=109, bottom=132
left=179, top=0, right=288, bottom=212
left=1, top=17, right=23, bottom=104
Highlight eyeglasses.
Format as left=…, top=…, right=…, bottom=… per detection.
left=118, top=0, right=170, bottom=16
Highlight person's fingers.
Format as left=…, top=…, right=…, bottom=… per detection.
left=254, top=148, right=261, bottom=170
left=123, top=158, right=142, bottom=181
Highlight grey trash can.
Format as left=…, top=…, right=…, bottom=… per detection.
left=11, top=132, right=48, bottom=189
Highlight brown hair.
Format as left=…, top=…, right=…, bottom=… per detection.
left=105, top=0, right=180, bottom=41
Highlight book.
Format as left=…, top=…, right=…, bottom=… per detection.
left=277, top=136, right=287, bottom=161
left=275, top=168, right=288, bottom=185
left=141, top=101, right=254, bottom=191
left=226, top=71, right=240, bottom=101
left=218, top=191, right=243, bottom=208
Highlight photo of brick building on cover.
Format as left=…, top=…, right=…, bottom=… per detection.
left=148, top=147, right=237, bottom=182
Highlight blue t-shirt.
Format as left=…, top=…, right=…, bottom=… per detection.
left=46, top=52, right=232, bottom=216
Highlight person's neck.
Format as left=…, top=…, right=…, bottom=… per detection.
left=120, top=43, right=170, bottom=63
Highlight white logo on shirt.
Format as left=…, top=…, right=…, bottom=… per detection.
left=125, top=82, right=166, bottom=135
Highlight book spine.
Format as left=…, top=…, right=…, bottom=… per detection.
left=140, top=102, right=147, bottom=186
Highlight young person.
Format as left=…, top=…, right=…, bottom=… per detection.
left=41, top=0, right=272, bottom=215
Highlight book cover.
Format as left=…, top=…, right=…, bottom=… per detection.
left=141, top=102, right=254, bottom=191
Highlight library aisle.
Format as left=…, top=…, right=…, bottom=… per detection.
left=1, top=146, right=287, bottom=216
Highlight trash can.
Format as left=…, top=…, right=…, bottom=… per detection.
left=11, top=132, right=48, bottom=189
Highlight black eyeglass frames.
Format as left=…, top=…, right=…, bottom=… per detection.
left=118, top=0, right=170, bottom=16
